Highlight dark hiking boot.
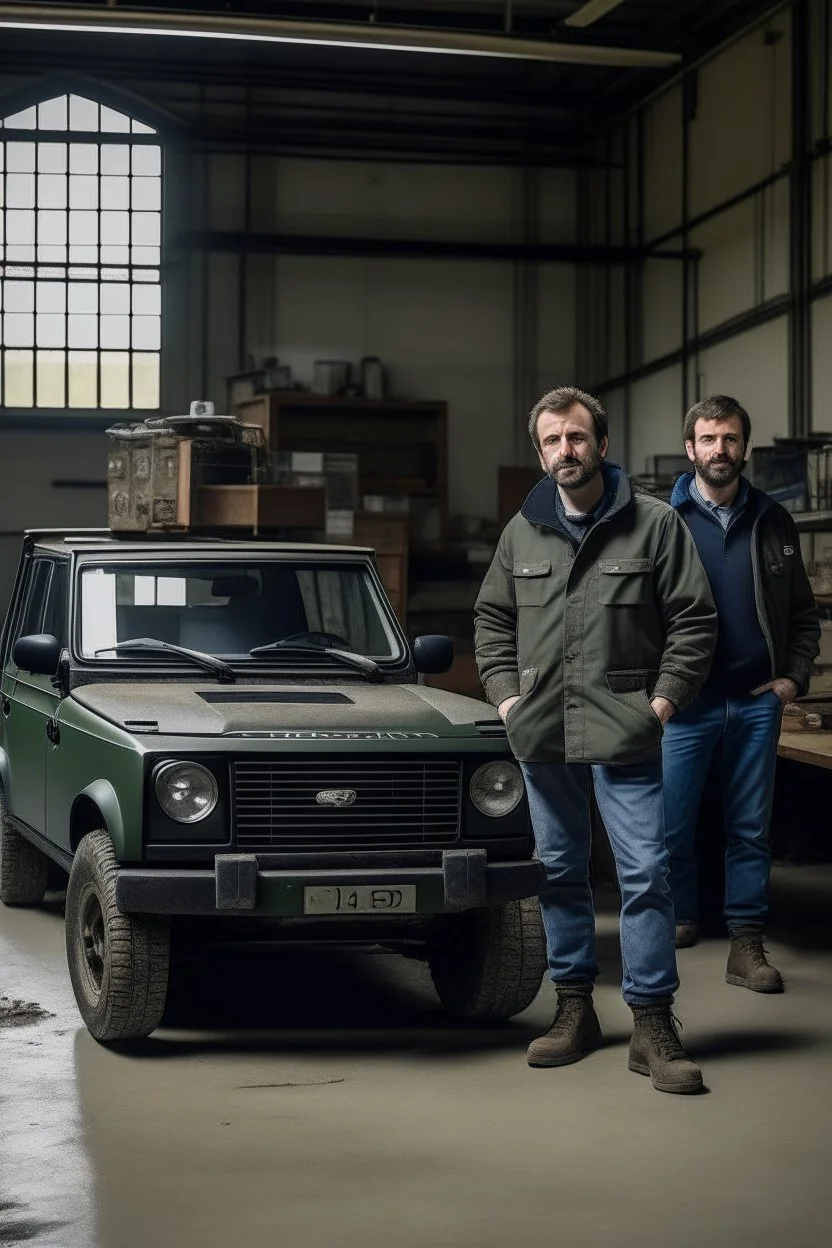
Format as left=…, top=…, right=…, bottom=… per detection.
left=527, top=983, right=602, bottom=1068
left=675, top=922, right=700, bottom=949
left=726, top=928, right=783, bottom=993
left=628, top=1002, right=704, bottom=1094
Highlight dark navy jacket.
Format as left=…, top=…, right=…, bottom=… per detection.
left=670, top=473, right=820, bottom=697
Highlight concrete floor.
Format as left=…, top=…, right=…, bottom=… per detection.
left=1, top=866, right=831, bottom=1248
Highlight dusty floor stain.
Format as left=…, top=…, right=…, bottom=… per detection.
left=0, top=998, right=54, bottom=1029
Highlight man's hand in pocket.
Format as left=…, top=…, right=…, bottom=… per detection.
left=498, top=696, right=521, bottom=722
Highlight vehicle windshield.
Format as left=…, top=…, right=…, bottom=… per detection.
left=77, top=560, right=401, bottom=663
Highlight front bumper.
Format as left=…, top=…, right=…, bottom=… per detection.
left=114, top=850, right=544, bottom=916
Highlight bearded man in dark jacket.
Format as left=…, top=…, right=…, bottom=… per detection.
left=475, top=386, right=716, bottom=1094
left=664, top=395, right=820, bottom=991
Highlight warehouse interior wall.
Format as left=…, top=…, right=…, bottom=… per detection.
left=0, top=60, right=577, bottom=610
left=580, top=0, right=832, bottom=475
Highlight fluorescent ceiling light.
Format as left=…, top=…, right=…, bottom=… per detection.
left=565, top=0, right=628, bottom=30
left=0, top=5, right=680, bottom=67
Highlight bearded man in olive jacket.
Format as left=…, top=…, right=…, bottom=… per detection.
left=474, top=386, right=717, bottom=1094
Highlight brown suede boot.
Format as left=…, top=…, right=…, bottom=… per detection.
left=628, top=1002, right=704, bottom=1094
left=726, top=927, right=783, bottom=993
left=526, top=983, right=602, bottom=1068
left=675, top=922, right=699, bottom=949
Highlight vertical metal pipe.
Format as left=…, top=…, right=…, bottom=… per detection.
left=681, top=74, right=692, bottom=418
left=790, top=0, right=811, bottom=436
left=238, top=87, right=252, bottom=373
left=199, top=84, right=210, bottom=399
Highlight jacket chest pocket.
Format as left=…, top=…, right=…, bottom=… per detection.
left=513, top=560, right=552, bottom=606
left=597, top=558, right=653, bottom=606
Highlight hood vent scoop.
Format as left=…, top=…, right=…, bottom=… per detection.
left=198, top=691, right=352, bottom=705
left=123, top=719, right=159, bottom=732
left=475, top=722, right=507, bottom=737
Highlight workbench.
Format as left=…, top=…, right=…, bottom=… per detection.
left=778, top=731, right=832, bottom=770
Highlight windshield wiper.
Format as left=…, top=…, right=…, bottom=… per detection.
left=248, top=640, right=382, bottom=682
left=94, top=637, right=236, bottom=684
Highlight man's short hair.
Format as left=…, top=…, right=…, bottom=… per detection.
left=683, top=395, right=751, bottom=447
left=528, top=386, right=609, bottom=451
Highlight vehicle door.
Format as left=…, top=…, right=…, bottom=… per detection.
left=1, top=557, right=67, bottom=833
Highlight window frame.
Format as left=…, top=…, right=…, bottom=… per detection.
left=0, top=91, right=163, bottom=417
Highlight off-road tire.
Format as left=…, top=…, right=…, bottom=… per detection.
left=65, top=830, right=171, bottom=1043
left=0, top=788, right=49, bottom=906
left=427, top=896, right=547, bottom=1020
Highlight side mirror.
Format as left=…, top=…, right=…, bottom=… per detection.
left=412, top=634, right=454, bottom=675
left=13, top=634, right=62, bottom=677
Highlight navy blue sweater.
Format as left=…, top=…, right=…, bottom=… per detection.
left=671, top=474, right=772, bottom=695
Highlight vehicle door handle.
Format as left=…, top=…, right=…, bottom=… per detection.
left=46, top=718, right=60, bottom=746
left=1, top=698, right=10, bottom=719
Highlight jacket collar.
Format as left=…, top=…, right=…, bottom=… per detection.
left=670, top=471, right=773, bottom=517
left=521, top=462, right=631, bottom=531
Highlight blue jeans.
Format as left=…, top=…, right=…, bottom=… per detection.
left=520, top=760, right=679, bottom=1005
left=662, top=691, right=783, bottom=928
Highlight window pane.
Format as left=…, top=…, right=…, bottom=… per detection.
left=36, top=282, right=66, bottom=313
left=36, top=350, right=66, bottom=406
left=101, top=212, right=130, bottom=246
left=3, top=350, right=34, bottom=405
left=69, top=175, right=98, bottom=209
left=131, top=120, right=156, bottom=135
left=3, top=312, right=34, bottom=346
left=132, top=284, right=160, bottom=315
left=101, top=177, right=129, bottom=210
left=133, top=269, right=160, bottom=283
left=38, top=173, right=68, bottom=209
left=131, top=178, right=161, bottom=212
left=100, top=145, right=129, bottom=175
left=132, top=316, right=160, bottom=350
left=36, top=314, right=66, bottom=347
left=69, top=212, right=98, bottom=245
left=68, top=283, right=98, bottom=314
left=68, top=350, right=98, bottom=407
left=68, top=315, right=98, bottom=349
left=101, top=268, right=130, bottom=282
left=132, top=146, right=161, bottom=176
left=68, top=246, right=99, bottom=265
left=132, top=352, right=160, bottom=408
left=4, top=107, right=37, bottom=129
left=100, top=316, right=130, bottom=349
left=4, top=281, right=34, bottom=312
left=100, top=351, right=130, bottom=407
left=130, top=247, right=161, bottom=266
left=38, top=96, right=68, bottom=130
left=69, top=143, right=98, bottom=174
left=69, top=96, right=99, bottom=131
left=7, top=173, right=35, bottom=207
left=6, top=211, right=35, bottom=260
left=38, top=142, right=67, bottom=173
left=7, top=143, right=35, bottom=172
left=100, top=283, right=130, bottom=314
left=100, top=106, right=131, bottom=134
left=131, top=213, right=160, bottom=247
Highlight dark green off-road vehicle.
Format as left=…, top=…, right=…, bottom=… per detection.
left=0, top=530, right=546, bottom=1042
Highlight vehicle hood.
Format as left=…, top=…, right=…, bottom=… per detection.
left=69, top=681, right=501, bottom=739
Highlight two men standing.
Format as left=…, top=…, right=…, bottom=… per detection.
left=474, top=385, right=819, bottom=1095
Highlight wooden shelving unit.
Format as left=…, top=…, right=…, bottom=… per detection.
left=233, top=392, right=448, bottom=625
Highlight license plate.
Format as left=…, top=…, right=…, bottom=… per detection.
left=303, top=885, right=417, bottom=915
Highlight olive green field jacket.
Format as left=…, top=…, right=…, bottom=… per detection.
left=474, top=464, right=718, bottom=764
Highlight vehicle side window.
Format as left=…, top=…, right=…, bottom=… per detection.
left=42, top=563, right=69, bottom=648
left=14, top=561, right=53, bottom=646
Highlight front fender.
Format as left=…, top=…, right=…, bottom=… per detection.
left=72, top=780, right=128, bottom=860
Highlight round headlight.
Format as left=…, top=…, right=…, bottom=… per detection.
left=154, top=762, right=218, bottom=824
left=470, top=761, right=524, bottom=818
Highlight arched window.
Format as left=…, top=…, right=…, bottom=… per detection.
left=0, top=93, right=161, bottom=411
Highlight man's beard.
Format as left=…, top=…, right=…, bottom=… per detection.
left=547, top=444, right=603, bottom=492
left=694, top=453, right=744, bottom=488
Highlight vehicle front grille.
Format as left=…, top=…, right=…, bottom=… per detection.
left=233, top=757, right=461, bottom=850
